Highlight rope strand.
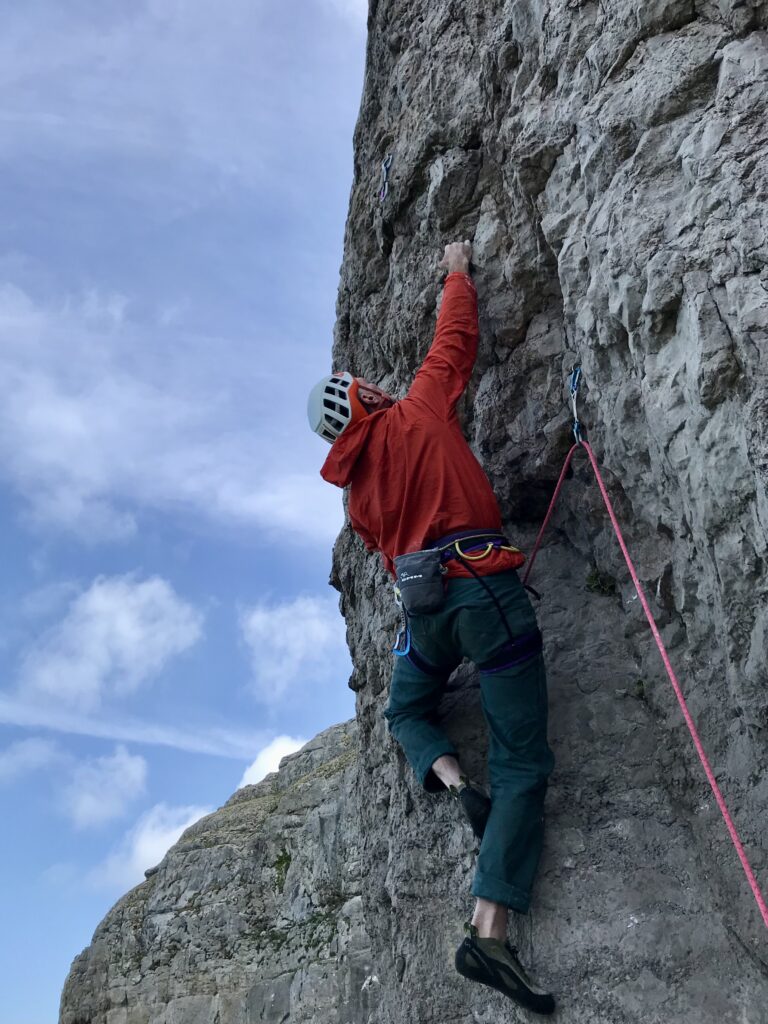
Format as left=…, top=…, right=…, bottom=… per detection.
left=524, top=441, right=768, bottom=929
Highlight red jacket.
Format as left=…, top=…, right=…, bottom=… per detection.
left=321, top=273, right=525, bottom=579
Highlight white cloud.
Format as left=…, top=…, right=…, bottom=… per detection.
left=0, top=692, right=268, bottom=760
left=61, top=745, right=147, bottom=828
left=18, top=574, right=204, bottom=712
left=90, top=802, right=212, bottom=890
left=239, top=734, right=307, bottom=787
left=239, top=594, right=349, bottom=702
left=0, top=284, right=343, bottom=545
left=0, top=737, right=61, bottom=784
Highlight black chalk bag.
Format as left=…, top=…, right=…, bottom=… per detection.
left=393, top=549, right=447, bottom=615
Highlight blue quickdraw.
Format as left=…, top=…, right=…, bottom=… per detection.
left=569, top=365, right=583, bottom=444
left=392, top=624, right=411, bottom=657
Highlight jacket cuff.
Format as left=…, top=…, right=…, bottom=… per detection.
left=445, top=271, right=476, bottom=293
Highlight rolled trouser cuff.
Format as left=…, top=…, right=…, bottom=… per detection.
left=471, top=869, right=531, bottom=913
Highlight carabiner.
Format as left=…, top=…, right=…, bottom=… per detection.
left=379, top=154, right=393, bottom=202
left=569, top=365, right=583, bottom=444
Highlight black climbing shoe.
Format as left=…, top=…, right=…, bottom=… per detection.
left=455, top=923, right=555, bottom=1016
left=449, top=776, right=491, bottom=841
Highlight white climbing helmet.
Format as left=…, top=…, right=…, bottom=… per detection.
left=307, top=371, right=368, bottom=444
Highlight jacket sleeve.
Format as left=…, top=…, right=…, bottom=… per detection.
left=404, top=272, right=479, bottom=419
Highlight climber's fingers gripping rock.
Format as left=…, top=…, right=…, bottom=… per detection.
left=439, top=240, right=472, bottom=275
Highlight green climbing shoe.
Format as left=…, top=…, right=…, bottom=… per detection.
left=455, top=923, right=555, bottom=1016
left=449, top=776, right=491, bottom=841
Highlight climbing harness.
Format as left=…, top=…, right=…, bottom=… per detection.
left=379, top=154, right=393, bottom=202
left=476, top=628, right=543, bottom=675
left=429, top=529, right=521, bottom=645
left=393, top=530, right=541, bottom=683
left=430, top=529, right=540, bottom=601
left=430, top=528, right=522, bottom=564
left=523, top=368, right=768, bottom=930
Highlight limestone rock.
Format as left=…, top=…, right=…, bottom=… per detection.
left=334, top=2, right=768, bottom=1022
left=60, top=722, right=375, bottom=1024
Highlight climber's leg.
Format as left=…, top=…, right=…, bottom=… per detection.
left=471, top=896, right=508, bottom=939
left=430, top=753, right=462, bottom=788
left=471, top=650, right=554, bottom=911
left=384, top=649, right=459, bottom=791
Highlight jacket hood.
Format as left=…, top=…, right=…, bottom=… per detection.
left=320, top=408, right=389, bottom=487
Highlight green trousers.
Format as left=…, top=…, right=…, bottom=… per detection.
left=384, top=570, right=554, bottom=913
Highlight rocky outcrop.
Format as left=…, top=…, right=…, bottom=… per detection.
left=331, top=1, right=768, bottom=1021
left=59, top=721, right=375, bottom=1023
left=62, top=2, right=768, bottom=1022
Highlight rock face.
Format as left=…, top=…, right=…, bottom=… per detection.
left=332, top=1, right=768, bottom=1021
left=60, top=721, right=375, bottom=1024
left=62, top=2, right=768, bottom=1023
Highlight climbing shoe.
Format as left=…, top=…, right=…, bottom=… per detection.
left=449, top=776, right=491, bottom=841
left=455, top=923, right=555, bottom=1016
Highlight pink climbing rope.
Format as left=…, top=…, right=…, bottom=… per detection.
left=523, top=440, right=768, bottom=930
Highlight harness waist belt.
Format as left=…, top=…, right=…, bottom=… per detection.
left=428, top=529, right=514, bottom=564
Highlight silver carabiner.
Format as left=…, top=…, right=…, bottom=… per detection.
left=569, top=365, right=583, bottom=444
left=379, top=154, right=393, bottom=201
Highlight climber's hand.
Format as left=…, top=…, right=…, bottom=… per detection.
left=439, top=240, right=472, bottom=276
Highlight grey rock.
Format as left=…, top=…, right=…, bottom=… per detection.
left=62, top=2, right=768, bottom=1023
left=60, top=722, right=374, bottom=1024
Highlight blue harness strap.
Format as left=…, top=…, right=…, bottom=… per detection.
left=393, top=624, right=453, bottom=678
left=477, top=628, right=543, bottom=675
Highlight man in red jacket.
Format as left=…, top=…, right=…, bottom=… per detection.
left=308, top=242, right=555, bottom=1015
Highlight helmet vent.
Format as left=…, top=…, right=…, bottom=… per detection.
left=324, top=398, right=349, bottom=418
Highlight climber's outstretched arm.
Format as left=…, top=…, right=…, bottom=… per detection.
left=406, top=241, right=478, bottom=420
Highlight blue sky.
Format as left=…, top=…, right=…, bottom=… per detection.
left=0, top=2, right=367, bottom=1019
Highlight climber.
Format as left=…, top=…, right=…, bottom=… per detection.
left=307, top=241, right=556, bottom=1015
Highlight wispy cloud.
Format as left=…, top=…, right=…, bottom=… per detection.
left=0, top=737, right=62, bottom=784
left=0, top=284, right=343, bottom=545
left=0, top=693, right=267, bottom=760
left=18, top=580, right=81, bottom=621
left=0, top=2, right=362, bottom=201
left=0, top=3, right=286, bottom=184
left=89, top=802, right=212, bottom=890
left=239, top=734, right=307, bottom=787
left=60, top=745, right=147, bottom=829
left=17, top=574, right=203, bottom=713
left=239, top=594, right=349, bottom=702
left=0, top=0, right=359, bottom=550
